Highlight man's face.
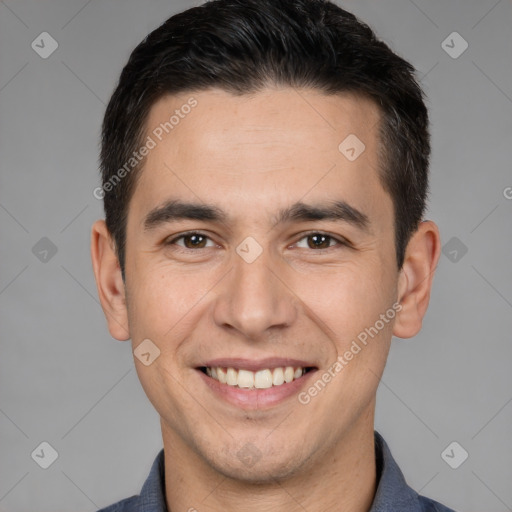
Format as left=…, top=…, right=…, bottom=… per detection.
left=123, top=88, right=399, bottom=481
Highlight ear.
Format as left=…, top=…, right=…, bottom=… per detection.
left=393, top=220, right=441, bottom=339
left=90, top=219, right=130, bottom=341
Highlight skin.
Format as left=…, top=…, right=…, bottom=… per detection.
left=91, top=87, right=441, bottom=512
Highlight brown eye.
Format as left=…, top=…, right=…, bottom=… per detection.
left=294, top=232, right=343, bottom=250
left=307, top=233, right=333, bottom=249
left=167, top=232, right=215, bottom=249
left=182, top=234, right=207, bottom=248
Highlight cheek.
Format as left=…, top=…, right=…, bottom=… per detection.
left=309, top=267, right=394, bottom=403
left=292, top=256, right=393, bottom=337
left=127, top=258, right=224, bottom=342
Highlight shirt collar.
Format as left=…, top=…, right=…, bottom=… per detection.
left=370, top=431, right=423, bottom=511
left=137, top=447, right=167, bottom=512
left=138, top=431, right=424, bottom=512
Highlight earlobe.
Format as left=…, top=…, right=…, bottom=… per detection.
left=393, top=220, right=441, bottom=339
left=90, top=219, right=130, bottom=341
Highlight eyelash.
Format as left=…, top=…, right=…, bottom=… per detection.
left=165, top=230, right=350, bottom=252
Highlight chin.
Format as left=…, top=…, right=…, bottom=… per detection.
left=208, top=447, right=307, bottom=484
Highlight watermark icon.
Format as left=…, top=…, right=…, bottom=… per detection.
left=31, top=32, right=59, bottom=59
left=237, top=442, right=262, bottom=467
left=503, top=186, right=512, bottom=200
left=442, top=236, right=468, bottom=263
left=236, top=236, right=263, bottom=263
left=134, top=338, right=161, bottom=366
left=31, top=441, right=59, bottom=469
left=298, top=302, right=402, bottom=405
left=441, top=32, right=468, bottom=59
left=32, top=237, right=58, bottom=263
left=338, top=134, right=366, bottom=161
left=441, top=441, right=468, bottom=469
left=93, top=97, right=198, bottom=200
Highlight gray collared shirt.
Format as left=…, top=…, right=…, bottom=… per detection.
left=97, top=431, right=457, bottom=511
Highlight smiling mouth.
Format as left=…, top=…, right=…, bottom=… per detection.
left=198, top=365, right=316, bottom=390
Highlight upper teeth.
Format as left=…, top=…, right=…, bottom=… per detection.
left=205, top=366, right=306, bottom=389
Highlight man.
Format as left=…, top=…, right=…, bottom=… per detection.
left=90, top=0, right=454, bottom=510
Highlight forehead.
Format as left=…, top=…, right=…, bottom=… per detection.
left=129, top=87, right=391, bottom=231
left=145, top=87, right=380, bottom=165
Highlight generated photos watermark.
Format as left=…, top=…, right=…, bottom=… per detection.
left=93, top=97, right=198, bottom=200
left=298, top=302, right=402, bottom=405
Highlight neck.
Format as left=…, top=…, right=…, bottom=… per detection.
left=162, top=408, right=377, bottom=512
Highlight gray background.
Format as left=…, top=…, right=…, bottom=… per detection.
left=1, top=0, right=511, bottom=510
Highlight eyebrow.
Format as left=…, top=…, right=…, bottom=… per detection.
left=143, top=200, right=227, bottom=231
left=143, top=199, right=371, bottom=233
left=274, top=200, right=370, bottom=232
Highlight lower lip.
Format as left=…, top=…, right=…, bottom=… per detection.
left=196, top=368, right=317, bottom=409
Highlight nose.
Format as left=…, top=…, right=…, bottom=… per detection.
left=212, top=244, right=298, bottom=340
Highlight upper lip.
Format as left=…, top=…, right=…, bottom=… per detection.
left=198, top=358, right=317, bottom=372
